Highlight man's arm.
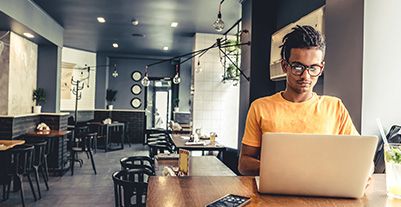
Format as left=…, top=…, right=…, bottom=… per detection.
left=238, top=144, right=261, bottom=176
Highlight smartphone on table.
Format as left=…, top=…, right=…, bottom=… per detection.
left=205, top=194, right=251, bottom=207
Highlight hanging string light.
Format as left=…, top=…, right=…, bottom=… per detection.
left=195, top=59, right=202, bottom=73
left=111, top=64, right=119, bottom=78
left=141, top=66, right=150, bottom=87
left=173, top=64, right=181, bottom=84
left=212, top=0, right=225, bottom=32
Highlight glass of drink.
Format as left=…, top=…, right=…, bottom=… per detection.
left=384, top=143, right=401, bottom=199
left=210, top=132, right=217, bottom=145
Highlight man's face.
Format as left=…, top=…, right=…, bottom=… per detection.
left=281, top=48, right=324, bottom=94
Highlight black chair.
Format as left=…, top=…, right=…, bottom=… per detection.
left=120, top=156, right=155, bottom=175
left=6, top=145, right=37, bottom=207
left=112, top=168, right=153, bottom=207
left=26, top=140, right=49, bottom=199
left=147, top=141, right=175, bottom=159
left=0, top=151, right=12, bottom=201
left=70, top=128, right=97, bottom=176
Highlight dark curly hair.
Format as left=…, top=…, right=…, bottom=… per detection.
left=280, top=25, right=326, bottom=62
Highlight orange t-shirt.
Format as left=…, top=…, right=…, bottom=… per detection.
left=242, top=92, right=359, bottom=147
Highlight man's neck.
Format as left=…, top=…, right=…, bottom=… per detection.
left=282, top=90, right=313, bottom=103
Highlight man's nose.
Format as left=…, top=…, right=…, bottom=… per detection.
left=300, top=69, right=311, bottom=79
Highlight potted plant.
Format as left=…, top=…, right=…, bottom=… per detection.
left=106, top=89, right=118, bottom=110
left=174, top=98, right=180, bottom=112
left=33, top=88, right=46, bottom=113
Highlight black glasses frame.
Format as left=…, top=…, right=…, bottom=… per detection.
left=285, top=61, right=324, bottom=77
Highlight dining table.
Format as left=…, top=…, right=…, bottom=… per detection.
left=147, top=174, right=399, bottom=207
left=169, top=134, right=226, bottom=159
left=25, top=130, right=71, bottom=176
left=155, top=155, right=236, bottom=176
left=0, top=140, right=25, bottom=151
left=88, top=122, right=125, bottom=152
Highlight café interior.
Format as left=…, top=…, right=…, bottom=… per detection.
left=0, top=0, right=401, bottom=206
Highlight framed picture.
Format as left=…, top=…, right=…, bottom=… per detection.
left=131, top=71, right=142, bottom=81
left=131, top=98, right=142, bottom=108
left=131, top=84, right=142, bottom=95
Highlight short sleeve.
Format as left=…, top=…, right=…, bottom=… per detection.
left=338, top=101, right=359, bottom=135
left=241, top=102, right=263, bottom=147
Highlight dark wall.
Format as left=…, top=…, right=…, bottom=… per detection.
left=106, top=57, right=176, bottom=110
left=276, top=0, right=325, bottom=30
left=37, top=45, right=61, bottom=112
left=95, top=53, right=109, bottom=109
left=238, top=0, right=278, bottom=148
left=178, top=56, right=193, bottom=112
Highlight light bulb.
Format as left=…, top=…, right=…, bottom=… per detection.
left=112, top=69, right=119, bottom=78
left=195, top=60, right=202, bottom=73
left=173, top=73, right=181, bottom=84
left=142, top=75, right=150, bottom=87
left=213, top=13, right=225, bottom=32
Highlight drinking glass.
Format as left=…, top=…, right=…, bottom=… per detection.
left=384, top=143, right=401, bottom=199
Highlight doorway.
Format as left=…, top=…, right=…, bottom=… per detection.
left=145, top=79, right=176, bottom=129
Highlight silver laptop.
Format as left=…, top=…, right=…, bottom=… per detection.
left=256, top=132, right=378, bottom=198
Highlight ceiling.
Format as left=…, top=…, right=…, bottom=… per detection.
left=31, top=0, right=242, bottom=56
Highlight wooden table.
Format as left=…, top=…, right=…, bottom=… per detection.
left=0, top=140, right=25, bottom=151
left=88, top=122, right=125, bottom=152
left=155, top=156, right=236, bottom=176
left=147, top=174, right=400, bottom=207
left=170, top=134, right=226, bottom=159
left=25, top=130, right=71, bottom=176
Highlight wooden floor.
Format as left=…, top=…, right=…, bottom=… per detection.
left=1, top=144, right=148, bottom=207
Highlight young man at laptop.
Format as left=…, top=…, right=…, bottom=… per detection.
left=238, top=25, right=359, bottom=176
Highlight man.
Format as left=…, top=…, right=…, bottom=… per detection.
left=238, top=25, right=359, bottom=176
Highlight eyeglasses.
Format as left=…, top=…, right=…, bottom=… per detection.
left=286, top=61, right=324, bottom=77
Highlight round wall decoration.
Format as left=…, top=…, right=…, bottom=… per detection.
left=131, top=98, right=142, bottom=108
left=131, top=71, right=142, bottom=81
left=131, top=84, right=142, bottom=95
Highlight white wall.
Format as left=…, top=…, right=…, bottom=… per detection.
left=8, top=32, right=37, bottom=115
left=60, top=47, right=96, bottom=111
left=361, top=0, right=401, bottom=135
left=192, top=33, right=240, bottom=149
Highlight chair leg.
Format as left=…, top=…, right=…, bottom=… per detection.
left=27, top=174, right=37, bottom=201
left=2, top=184, right=6, bottom=201
left=86, top=151, right=90, bottom=159
left=88, top=150, right=97, bottom=174
left=43, top=155, right=49, bottom=180
left=33, top=167, right=42, bottom=199
left=39, top=166, right=49, bottom=190
left=17, top=175, right=25, bottom=207
left=71, top=151, right=75, bottom=176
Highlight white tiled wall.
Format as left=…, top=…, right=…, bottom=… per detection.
left=192, top=33, right=240, bottom=149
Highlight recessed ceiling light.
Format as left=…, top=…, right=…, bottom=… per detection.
left=162, top=46, right=169, bottom=51
left=131, top=19, right=139, bottom=26
left=113, top=43, right=119, bottom=48
left=97, top=17, right=106, bottom=23
left=170, top=22, right=178, bottom=28
left=23, top=33, right=34, bottom=38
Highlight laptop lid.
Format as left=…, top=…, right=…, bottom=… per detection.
left=258, top=132, right=378, bottom=198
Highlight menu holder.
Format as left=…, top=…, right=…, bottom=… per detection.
left=178, top=149, right=190, bottom=176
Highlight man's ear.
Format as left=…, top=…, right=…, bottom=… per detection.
left=321, top=61, right=325, bottom=73
left=281, top=59, right=287, bottom=73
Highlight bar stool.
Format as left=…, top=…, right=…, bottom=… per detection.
left=26, top=140, right=49, bottom=199
left=70, top=131, right=97, bottom=176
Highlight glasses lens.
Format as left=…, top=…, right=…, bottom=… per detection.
left=308, top=65, right=322, bottom=76
left=289, top=63, right=304, bottom=75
